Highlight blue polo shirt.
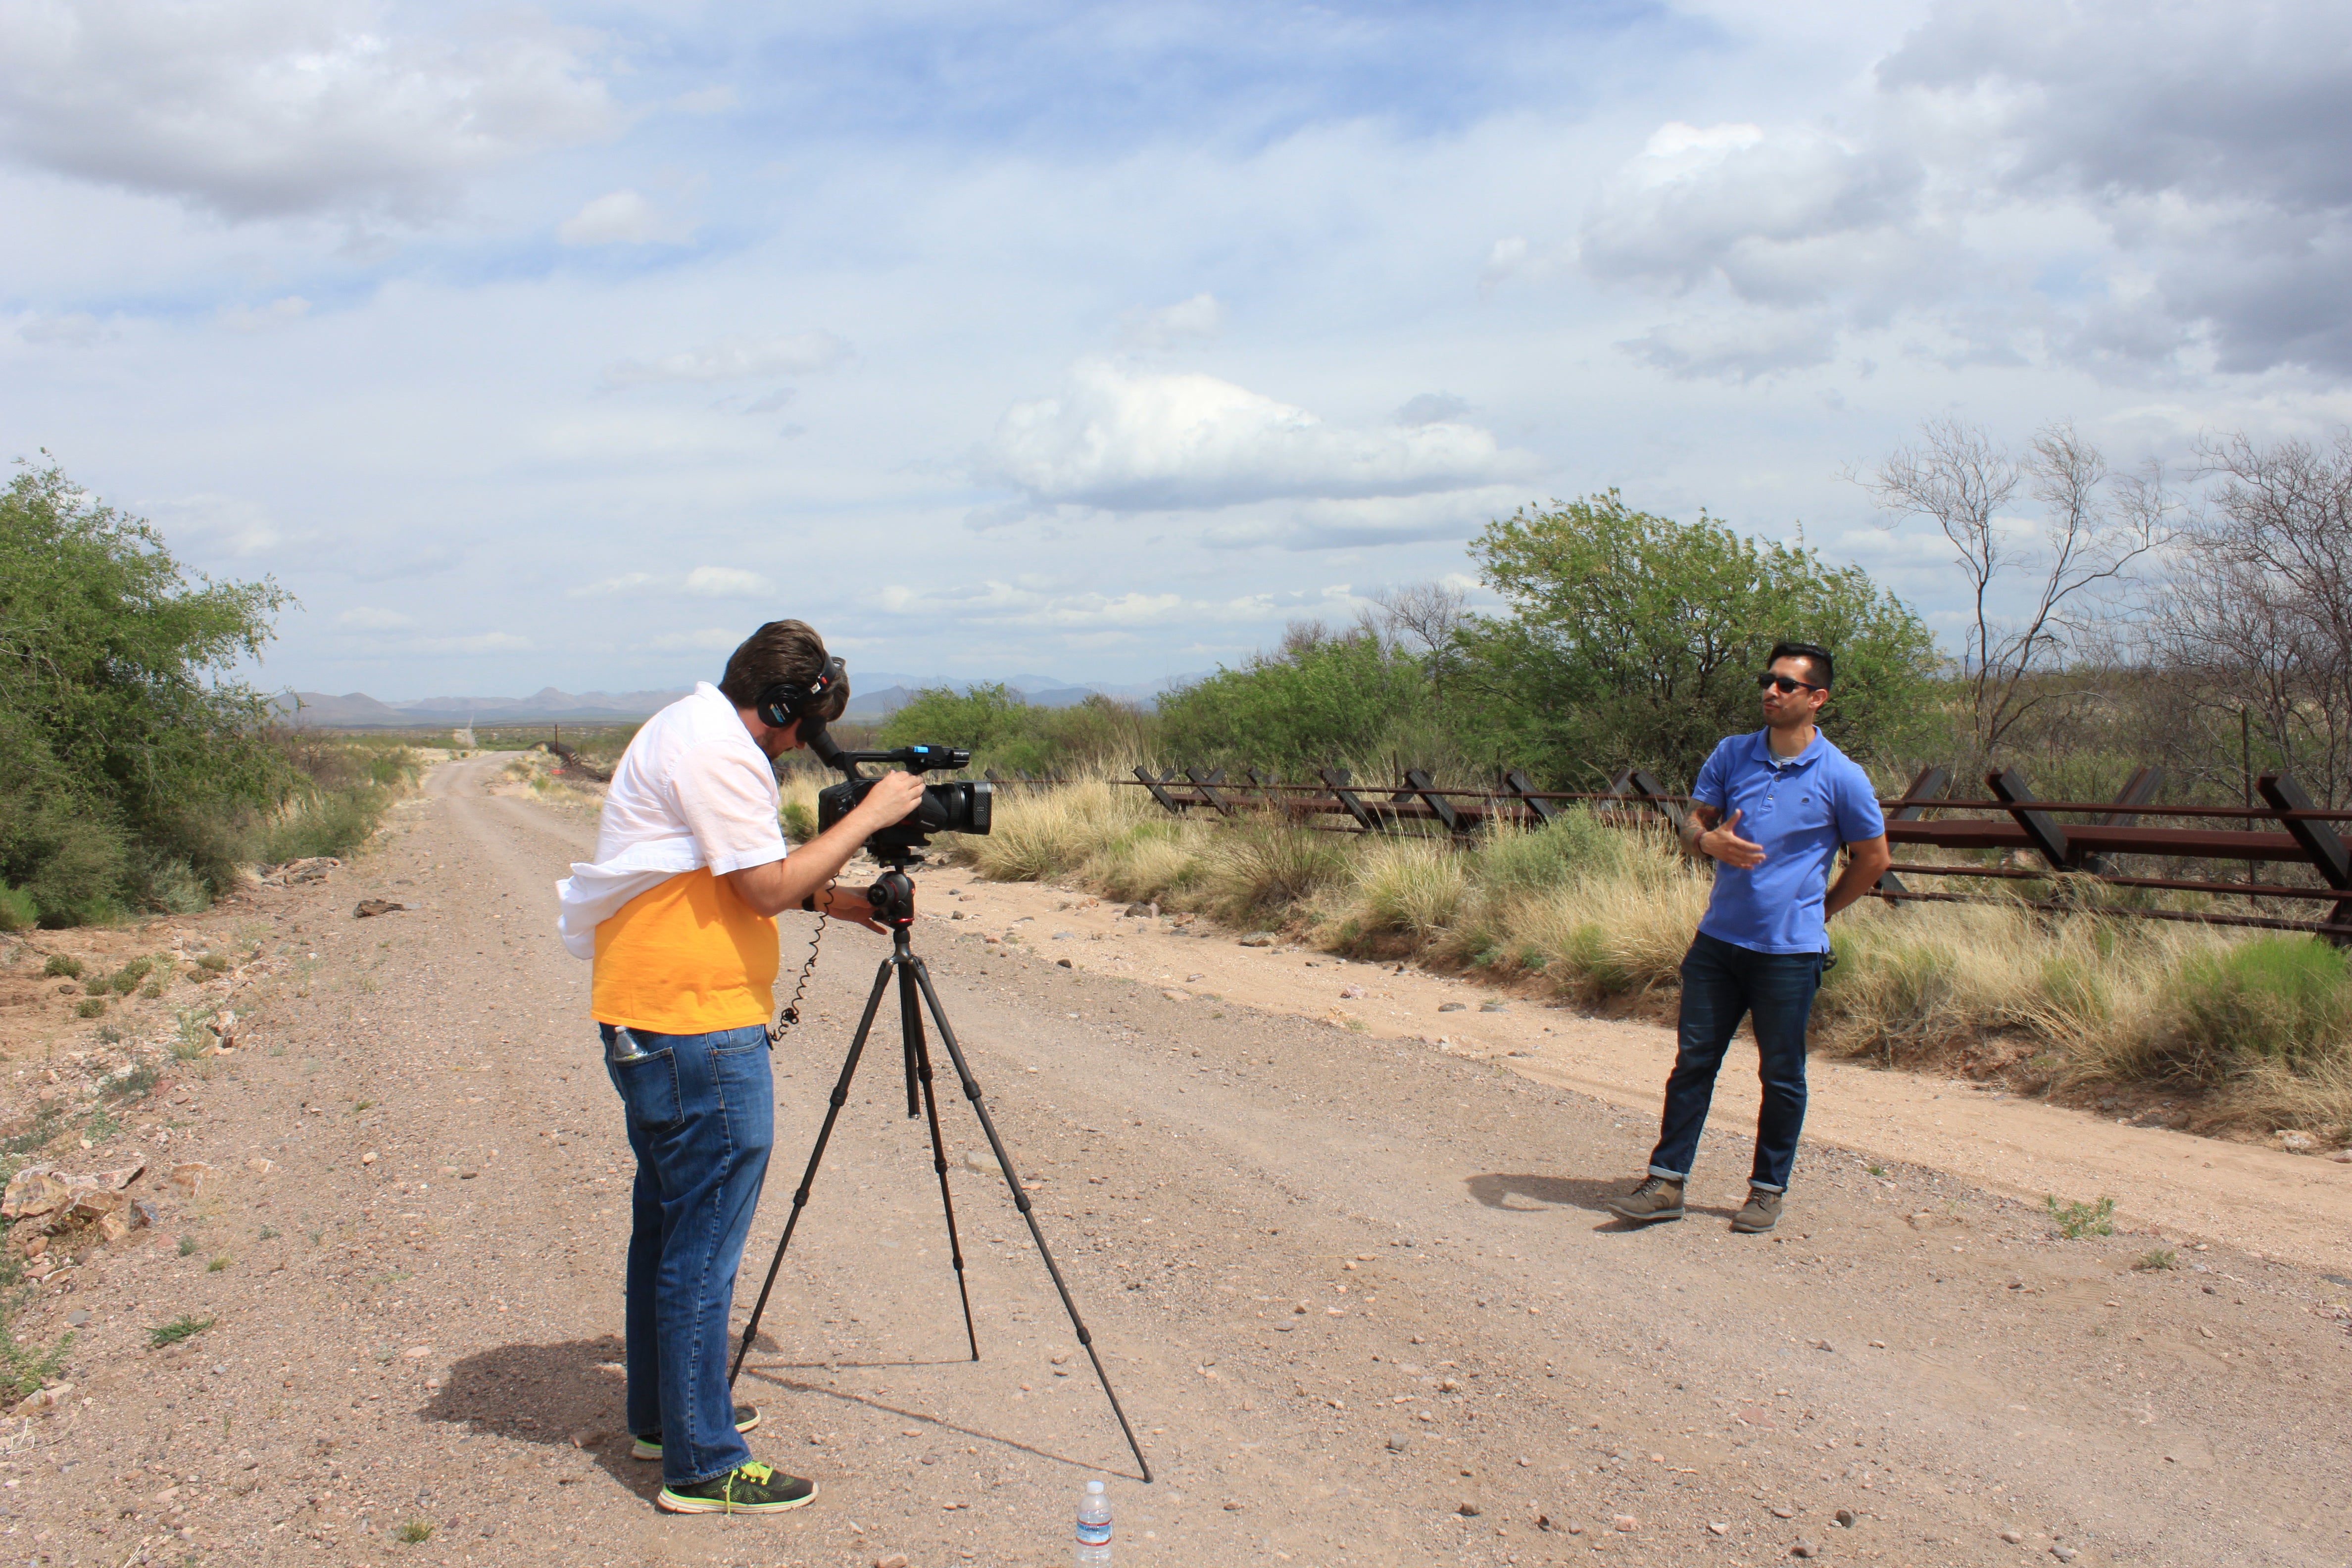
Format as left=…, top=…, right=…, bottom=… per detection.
left=1690, top=730, right=1885, bottom=955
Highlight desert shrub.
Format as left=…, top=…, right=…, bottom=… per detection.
left=952, top=782, right=1156, bottom=883
left=1470, top=811, right=1639, bottom=897
left=1350, top=838, right=1468, bottom=937
left=41, top=954, right=80, bottom=979
left=0, top=460, right=293, bottom=923
left=1199, top=825, right=1349, bottom=924
left=1077, top=819, right=1207, bottom=905
left=2162, top=937, right=2352, bottom=1080
left=0, top=882, right=33, bottom=932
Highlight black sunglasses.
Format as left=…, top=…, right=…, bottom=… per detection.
left=1757, top=672, right=1825, bottom=694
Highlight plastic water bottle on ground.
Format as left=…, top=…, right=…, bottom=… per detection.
left=1076, top=1478, right=1112, bottom=1565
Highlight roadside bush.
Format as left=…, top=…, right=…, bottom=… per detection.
left=2162, top=937, right=2352, bottom=1080
left=0, top=883, right=34, bottom=932
left=0, top=459, right=295, bottom=923
left=1199, top=825, right=1349, bottom=925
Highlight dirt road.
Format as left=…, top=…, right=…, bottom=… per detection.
left=6, top=754, right=2350, bottom=1568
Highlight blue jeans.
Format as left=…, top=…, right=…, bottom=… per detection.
left=1645, top=931, right=1823, bottom=1192
left=601, top=1023, right=775, bottom=1485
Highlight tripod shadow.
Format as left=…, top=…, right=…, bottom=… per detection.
left=731, top=1361, right=1138, bottom=1479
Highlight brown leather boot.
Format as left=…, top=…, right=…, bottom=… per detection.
left=1603, top=1175, right=1685, bottom=1224
left=1731, top=1187, right=1784, bottom=1233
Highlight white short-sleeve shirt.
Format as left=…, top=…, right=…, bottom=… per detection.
left=554, top=683, right=787, bottom=958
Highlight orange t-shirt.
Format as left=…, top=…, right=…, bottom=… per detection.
left=591, top=868, right=780, bottom=1034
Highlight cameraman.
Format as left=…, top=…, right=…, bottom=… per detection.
left=1604, top=641, right=1890, bottom=1235
left=556, top=620, right=923, bottom=1515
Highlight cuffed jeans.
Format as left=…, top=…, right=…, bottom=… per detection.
left=1645, top=931, right=1823, bottom=1193
left=601, top=1023, right=775, bottom=1486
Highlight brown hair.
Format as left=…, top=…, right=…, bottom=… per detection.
left=718, top=620, right=849, bottom=723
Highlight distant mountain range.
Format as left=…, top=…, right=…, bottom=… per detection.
left=272, top=672, right=1204, bottom=729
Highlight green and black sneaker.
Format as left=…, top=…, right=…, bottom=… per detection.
left=656, top=1461, right=816, bottom=1515
left=632, top=1403, right=762, bottom=1461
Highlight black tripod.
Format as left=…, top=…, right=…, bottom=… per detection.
left=728, top=861, right=1151, bottom=1481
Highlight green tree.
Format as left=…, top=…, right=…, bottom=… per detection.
left=1155, top=628, right=1436, bottom=774
left=0, top=460, right=293, bottom=922
left=1454, top=492, right=1937, bottom=787
left=878, top=684, right=1154, bottom=776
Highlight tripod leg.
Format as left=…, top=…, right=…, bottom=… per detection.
left=901, top=964, right=980, bottom=1362
left=907, top=955, right=1154, bottom=1483
left=729, top=951, right=893, bottom=1387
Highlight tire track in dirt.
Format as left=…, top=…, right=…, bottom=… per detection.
left=8, top=755, right=2346, bottom=1568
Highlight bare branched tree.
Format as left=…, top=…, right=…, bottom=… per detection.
left=2148, top=431, right=2352, bottom=805
left=1363, top=582, right=1470, bottom=694
left=1861, top=418, right=2167, bottom=758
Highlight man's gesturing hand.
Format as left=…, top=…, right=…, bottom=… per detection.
left=1698, top=807, right=1767, bottom=868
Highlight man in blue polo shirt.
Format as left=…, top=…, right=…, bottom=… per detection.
left=1605, top=641, right=1891, bottom=1234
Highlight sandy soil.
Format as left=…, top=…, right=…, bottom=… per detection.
left=1, top=753, right=2347, bottom=1568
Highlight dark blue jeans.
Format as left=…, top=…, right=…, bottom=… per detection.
left=602, top=1023, right=775, bottom=1486
left=1645, top=931, right=1823, bottom=1192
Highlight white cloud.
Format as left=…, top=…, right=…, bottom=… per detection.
left=669, top=85, right=737, bottom=115
left=1577, top=120, right=1936, bottom=312
left=567, top=572, right=658, bottom=599
left=1394, top=392, right=1472, bottom=427
left=1213, top=485, right=1533, bottom=551
left=218, top=295, right=309, bottom=333
left=1619, top=311, right=1843, bottom=382
left=1119, top=292, right=1225, bottom=348
left=416, top=632, right=531, bottom=654
left=981, top=359, right=1522, bottom=512
left=0, top=0, right=620, bottom=220
left=682, top=566, right=774, bottom=598
left=1570, top=2, right=2352, bottom=381
left=14, top=310, right=107, bottom=345
left=871, top=578, right=1365, bottom=632
left=650, top=627, right=742, bottom=651
left=558, top=189, right=694, bottom=246
left=601, top=332, right=852, bottom=388
left=336, top=606, right=412, bottom=630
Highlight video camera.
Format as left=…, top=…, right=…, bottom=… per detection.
left=808, top=726, right=992, bottom=861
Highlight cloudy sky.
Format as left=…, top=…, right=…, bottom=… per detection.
left=4, top=0, right=2349, bottom=700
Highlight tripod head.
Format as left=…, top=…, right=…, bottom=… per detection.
left=866, top=863, right=921, bottom=931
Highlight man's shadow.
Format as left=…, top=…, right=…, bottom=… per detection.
left=418, top=1331, right=1131, bottom=1487
left=417, top=1334, right=661, bottom=1502
left=1465, top=1173, right=1737, bottom=1227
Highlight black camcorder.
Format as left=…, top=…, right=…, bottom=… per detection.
left=809, top=728, right=992, bottom=860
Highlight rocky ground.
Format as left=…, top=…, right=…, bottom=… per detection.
left=0, top=753, right=2347, bottom=1568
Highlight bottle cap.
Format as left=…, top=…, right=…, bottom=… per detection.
left=1086, top=1480, right=1105, bottom=1493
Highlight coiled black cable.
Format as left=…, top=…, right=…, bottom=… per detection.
left=769, top=877, right=836, bottom=1042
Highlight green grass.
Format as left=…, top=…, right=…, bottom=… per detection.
left=206, top=1256, right=229, bottom=1273
left=102, top=1060, right=158, bottom=1103
left=74, top=998, right=105, bottom=1018
left=147, top=1315, right=214, bottom=1348
left=2046, top=1194, right=2117, bottom=1238
left=41, top=954, right=82, bottom=979
left=0, top=882, right=36, bottom=932
left=0, top=1308, right=72, bottom=1403
left=176, top=1234, right=197, bottom=1257
left=1, top=1107, right=63, bottom=1157
left=394, top=1520, right=435, bottom=1544
left=2165, top=936, right=2352, bottom=1078
left=2134, top=1247, right=2178, bottom=1271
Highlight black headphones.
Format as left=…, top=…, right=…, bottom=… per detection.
left=755, top=656, right=845, bottom=733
